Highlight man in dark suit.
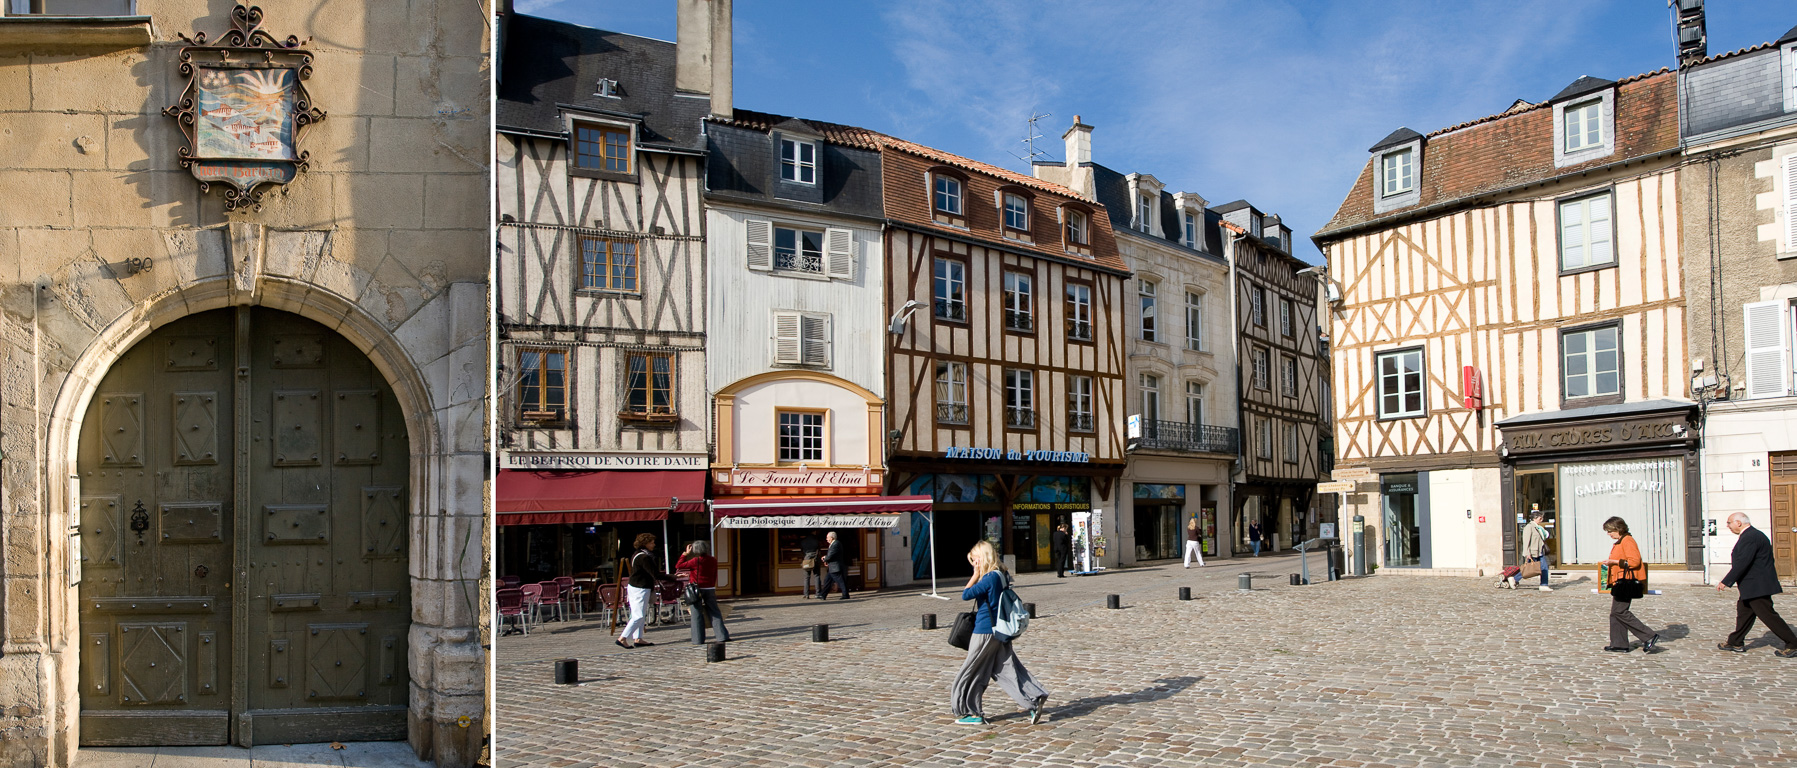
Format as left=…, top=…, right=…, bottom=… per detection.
left=821, top=531, right=851, bottom=600
left=1051, top=523, right=1070, bottom=578
left=1717, top=512, right=1797, bottom=657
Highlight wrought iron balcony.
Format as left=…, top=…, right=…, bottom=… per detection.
left=934, top=299, right=966, bottom=322
left=1005, top=407, right=1037, bottom=429
left=1132, top=419, right=1239, bottom=454
left=1004, top=309, right=1033, bottom=332
left=1067, top=320, right=1092, bottom=341
left=1067, top=413, right=1094, bottom=433
left=936, top=403, right=969, bottom=425
left=774, top=249, right=823, bottom=273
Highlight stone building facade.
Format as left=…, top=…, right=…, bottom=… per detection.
left=1678, top=22, right=1797, bottom=583
left=0, top=3, right=489, bottom=766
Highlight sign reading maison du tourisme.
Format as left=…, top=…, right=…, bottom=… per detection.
left=502, top=452, right=706, bottom=470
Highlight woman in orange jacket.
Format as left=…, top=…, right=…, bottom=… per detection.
left=1598, top=517, right=1660, bottom=653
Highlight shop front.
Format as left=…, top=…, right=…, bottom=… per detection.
left=1496, top=401, right=1702, bottom=572
left=1122, top=454, right=1231, bottom=564
left=494, top=467, right=708, bottom=589
left=1233, top=483, right=1311, bottom=555
left=890, top=450, right=1125, bottom=577
left=711, top=493, right=931, bottom=595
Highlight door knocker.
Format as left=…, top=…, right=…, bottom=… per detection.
left=129, top=500, right=150, bottom=546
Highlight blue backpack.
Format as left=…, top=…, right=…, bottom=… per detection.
left=992, top=573, right=1029, bottom=642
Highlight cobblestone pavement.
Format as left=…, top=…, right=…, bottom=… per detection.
left=495, top=556, right=1797, bottom=767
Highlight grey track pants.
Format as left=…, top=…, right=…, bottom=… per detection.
left=1609, top=598, right=1654, bottom=648
left=950, top=633, right=1048, bottom=718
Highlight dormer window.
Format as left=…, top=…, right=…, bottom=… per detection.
left=1003, top=192, right=1029, bottom=232
left=1136, top=194, right=1153, bottom=232
left=1563, top=99, right=1602, bottom=152
left=781, top=138, right=816, bottom=184
left=1066, top=209, right=1088, bottom=245
left=593, top=78, right=619, bottom=98
left=1182, top=210, right=1197, bottom=247
left=933, top=175, right=963, bottom=216
left=1381, top=148, right=1413, bottom=197
left=573, top=120, right=631, bottom=174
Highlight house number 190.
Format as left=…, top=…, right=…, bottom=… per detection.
left=122, top=257, right=153, bottom=276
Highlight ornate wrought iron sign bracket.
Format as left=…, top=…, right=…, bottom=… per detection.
left=162, top=4, right=325, bottom=212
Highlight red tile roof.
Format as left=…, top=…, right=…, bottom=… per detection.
left=1316, top=69, right=1679, bottom=241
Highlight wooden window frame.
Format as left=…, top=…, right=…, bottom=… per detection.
left=515, top=347, right=569, bottom=427
left=620, top=351, right=678, bottom=424
left=577, top=235, right=640, bottom=294
left=775, top=408, right=830, bottom=465
left=1001, top=189, right=1032, bottom=236
left=1281, top=355, right=1298, bottom=399
left=1067, top=374, right=1095, bottom=434
left=1279, top=297, right=1293, bottom=337
left=780, top=138, right=817, bottom=185
left=1563, top=98, right=1603, bottom=153
left=1375, top=346, right=1427, bottom=421
left=1185, top=290, right=1204, bottom=351
left=1003, top=367, right=1038, bottom=432
left=1251, top=347, right=1270, bottom=391
left=1065, top=278, right=1094, bottom=344
left=932, top=253, right=970, bottom=325
left=933, top=360, right=970, bottom=426
left=929, top=167, right=969, bottom=224
left=1185, top=381, right=1205, bottom=426
left=1251, top=285, right=1267, bottom=327
left=1283, top=421, right=1299, bottom=465
left=1558, top=321, right=1624, bottom=407
left=1556, top=188, right=1618, bottom=275
left=1380, top=148, right=1414, bottom=197
left=1140, top=373, right=1161, bottom=422
left=570, top=119, right=634, bottom=180
left=1002, top=268, right=1035, bottom=335
left=1255, top=417, right=1272, bottom=459
left=773, top=225, right=827, bottom=275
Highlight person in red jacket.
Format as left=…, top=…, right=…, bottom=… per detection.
left=676, top=540, right=731, bottom=644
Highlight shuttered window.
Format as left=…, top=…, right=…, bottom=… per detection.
left=1784, top=154, right=1797, bottom=253
left=1744, top=299, right=1791, bottom=399
left=1558, top=192, right=1614, bottom=271
left=772, top=311, right=832, bottom=367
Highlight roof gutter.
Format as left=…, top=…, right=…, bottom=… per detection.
left=1310, top=147, right=1680, bottom=249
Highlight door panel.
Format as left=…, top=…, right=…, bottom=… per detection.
left=1771, top=475, right=1796, bottom=580
left=80, top=311, right=234, bottom=746
left=79, top=309, right=409, bottom=747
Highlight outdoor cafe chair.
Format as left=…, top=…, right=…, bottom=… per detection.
left=552, top=576, right=582, bottom=621
left=534, top=581, right=564, bottom=623
left=497, top=588, right=529, bottom=636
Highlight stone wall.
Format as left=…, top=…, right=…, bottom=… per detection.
left=0, top=3, right=490, bottom=766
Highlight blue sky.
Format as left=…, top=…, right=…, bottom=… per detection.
left=515, top=1, right=1795, bottom=263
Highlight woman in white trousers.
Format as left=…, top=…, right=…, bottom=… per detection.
left=616, top=532, right=665, bottom=649
left=1183, top=517, right=1205, bottom=568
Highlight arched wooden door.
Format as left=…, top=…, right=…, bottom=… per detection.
left=78, top=308, right=411, bottom=746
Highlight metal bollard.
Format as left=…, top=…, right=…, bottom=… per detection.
left=921, top=613, right=937, bottom=630
left=812, top=623, right=829, bottom=643
left=1023, top=602, right=1036, bottom=619
left=553, top=658, right=577, bottom=685
left=706, top=642, right=726, bottom=663
left=1238, top=573, right=1252, bottom=591
left=1290, top=573, right=1302, bottom=586
left=1106, top=594, right=1120, bottom=609
left=1178, top=586, right=1191, bottom=601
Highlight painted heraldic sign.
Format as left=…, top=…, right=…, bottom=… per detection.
left=164, top=4, right=326, bottom=211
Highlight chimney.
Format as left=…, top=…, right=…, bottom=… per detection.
left=1674, top=0, right=1706, bottom=67
left=676, top=0, right=733, bottom=120
left=1062, top=116, right=1095, bottom=199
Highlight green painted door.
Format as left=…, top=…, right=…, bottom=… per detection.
left=79, top=308, right=411, bottom=746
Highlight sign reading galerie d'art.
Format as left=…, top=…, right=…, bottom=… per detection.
left=164, top=4, right=325, bottom=211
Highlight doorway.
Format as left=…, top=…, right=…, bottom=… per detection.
left=737, top=529, right=773, bottom=594
left=76, top=308, right=412, bottom=747
left=1771, top=453, right=1797, bottom=579
left=1382, top=474, right=1422, bottom=567
left=1514, top=467, right=1561, bottom=566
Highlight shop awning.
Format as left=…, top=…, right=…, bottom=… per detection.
left=496, top=469, right=705, bottom=526
left=712, top=495, right=931, bottom=529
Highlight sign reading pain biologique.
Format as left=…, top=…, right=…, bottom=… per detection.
left=165, top=4, right=326, bottom=211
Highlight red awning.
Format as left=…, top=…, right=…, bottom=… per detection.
left=496, top=469, right=705, bottom=526
left=712, top=495, right=932, bottom=517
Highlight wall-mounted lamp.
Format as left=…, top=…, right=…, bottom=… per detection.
left=889, top=299, right=923, bottom=335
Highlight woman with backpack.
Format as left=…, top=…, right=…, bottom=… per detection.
left=616, top=532, right=668, bottom=649
left=949, top=540, right=1049, bottom=726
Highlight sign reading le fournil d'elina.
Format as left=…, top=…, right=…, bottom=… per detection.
left=1500, top=414, right=1693, bottom=457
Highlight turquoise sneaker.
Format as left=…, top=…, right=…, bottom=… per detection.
left=954, top=715, right=985, bottom=725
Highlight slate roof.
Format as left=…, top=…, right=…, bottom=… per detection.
left=1085, top=163, right=1226, bottom=260
left=1368, top=127, right=1423, bottom=153
left=1315, top=68, right=1677, bottom=242
left=497, top=14, right=709, bottom=150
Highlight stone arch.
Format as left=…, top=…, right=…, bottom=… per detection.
left=41, top=274, right=444, bottom=750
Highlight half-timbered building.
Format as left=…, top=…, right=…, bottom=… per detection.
left=701, top=110, right=925, bottom=596
left=1220, top=201, right=1330, bottom=555
left=1314, top=67, right=1698, bottom=580
left=0, top=2, right=489, bottom=765
left=1677, top=17, right=1797, bottom=582
left=493, top=10, right=721, bottom=587
left=879, top=130, right=1131, bottom=575
left=1034, top=118, right=1239, bottom=565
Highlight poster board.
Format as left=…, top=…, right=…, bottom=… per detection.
left=1070, top=509, right=1106, bottom=574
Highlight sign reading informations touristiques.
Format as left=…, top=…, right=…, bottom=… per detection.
left=164, top=4, right=325, bottom=211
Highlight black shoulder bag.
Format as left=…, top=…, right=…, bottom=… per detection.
left=947, top=611, right=974, bottom=650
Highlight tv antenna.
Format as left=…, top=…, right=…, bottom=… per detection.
left=1011, top=110, right=1053, bottom=165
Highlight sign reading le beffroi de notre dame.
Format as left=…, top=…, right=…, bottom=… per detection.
left=502, top=452, right=706, bottom=470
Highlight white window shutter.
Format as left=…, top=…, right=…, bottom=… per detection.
left=801, top=314, right=831, bottom=367
left=823, top=228, right=854, bottom=280
left=773, top=311, right=801, bottom=364
left=1784, top=154, right=1797, bottom=252
left=745, top=218, right=773, bottom=271
left=1744, top=299, right=1790, bottom=399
